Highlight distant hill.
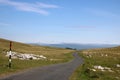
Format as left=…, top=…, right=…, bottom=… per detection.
left=32, top=43, right=119, bottom=50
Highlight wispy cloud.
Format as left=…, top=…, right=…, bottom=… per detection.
left=0, top=22, right=10, bottom=27
left=0, top=0, right=60, bottom=15
left=36, top=2, right=59, bottom=8
left=86, top=8, right=120, bottom=18
left=68, top=25, right=95, bottom=29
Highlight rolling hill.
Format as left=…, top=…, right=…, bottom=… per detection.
left=0, top=38, right=73, bottom=58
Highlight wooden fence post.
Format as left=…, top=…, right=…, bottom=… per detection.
left=8, top=41, right=12, bottom=68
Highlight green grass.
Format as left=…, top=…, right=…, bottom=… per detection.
left=0, top=38, right=74, bottom=77
left=0, top=53, right=72, bottom=77
left=70, top=47, right=120, bottom=80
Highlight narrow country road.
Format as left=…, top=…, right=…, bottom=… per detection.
left=0, top=53, right=83, bottom=80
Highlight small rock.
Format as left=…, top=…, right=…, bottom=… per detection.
left=91, top=69, right=96, bottom=72
left=116, top=64, right=120, bottom=67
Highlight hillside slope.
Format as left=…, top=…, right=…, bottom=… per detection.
left=0, top=38, right=73, bottom=58
left=71, top=46, right=120, bottom=80
left=82, top=46, right=120, bottom=54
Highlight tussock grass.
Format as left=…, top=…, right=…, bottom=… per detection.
left=70, top=47, right=120, bottom=80
left=0, top=38, right=74, bottom=77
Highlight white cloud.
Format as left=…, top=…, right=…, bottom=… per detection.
left=86, top=8, right=120, bottom=18
left=0, top=0, right=60, bottom=15
left=67, top=25, right=95, bottom=29
left=36, top=2, right=60, bottom=8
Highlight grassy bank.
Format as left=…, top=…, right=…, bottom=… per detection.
left=70, top=47, right=120, bottom=80
left=0, top=38, right=74, bottom=77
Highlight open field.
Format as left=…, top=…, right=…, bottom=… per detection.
left=0, top=38, right=73, bottom=77
left=70, top=46, right=120, bottom=80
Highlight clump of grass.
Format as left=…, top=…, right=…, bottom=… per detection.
left=70, top=47, right=120, bottom=80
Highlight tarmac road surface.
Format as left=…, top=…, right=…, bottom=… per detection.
left=0, top=53, right=83, bottom=80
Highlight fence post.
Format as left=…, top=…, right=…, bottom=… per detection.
left=8, top=41, right=12, bottom=68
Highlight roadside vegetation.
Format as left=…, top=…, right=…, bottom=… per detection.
left=70, top=46, right=120, bottom=80
left=0, top=38, right=74, bottom=77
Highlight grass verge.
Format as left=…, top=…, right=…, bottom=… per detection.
left=70, top=47, right=120, bottom=80
left=0, top=52, right=74, bottom=77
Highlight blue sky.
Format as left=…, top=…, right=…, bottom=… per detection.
left=0, top=0, right=120, bottom=44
